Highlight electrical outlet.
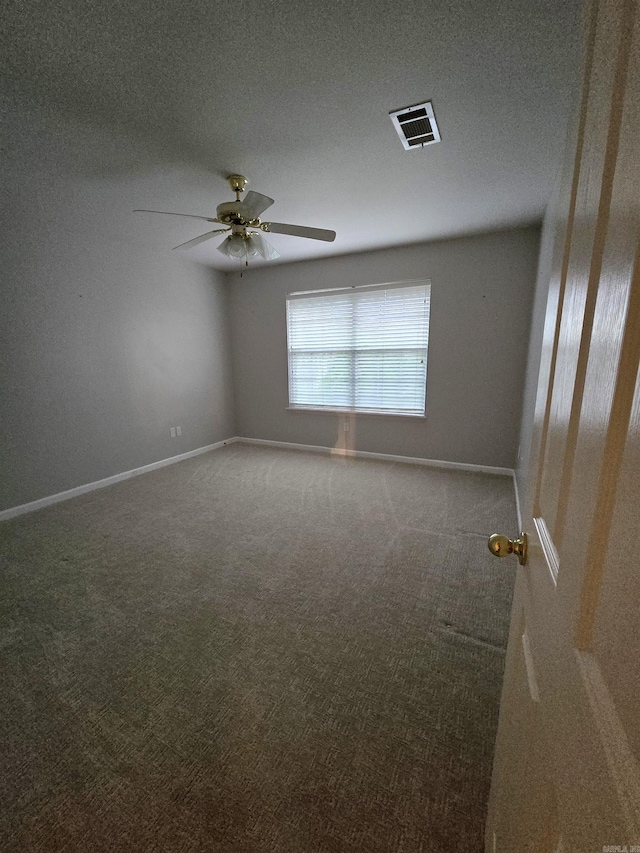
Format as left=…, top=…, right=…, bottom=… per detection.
left=176, top=426, right=182, bottom=436
left=344, top=421, right=349, bottom=432
left=170, top=427, right=176, bottom=438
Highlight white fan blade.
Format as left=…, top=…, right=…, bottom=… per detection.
left=134, top=209, right=217, bottom=222
left=250, top=232, right=280, bottom=260
left=172, top=229, right=228, bottom=251
left=264, top=222, right=336, bottom=242
left=237, top=191, right=274, bottom=219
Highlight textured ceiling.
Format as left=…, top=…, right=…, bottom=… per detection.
left=1, top=0, right=584, bottom=270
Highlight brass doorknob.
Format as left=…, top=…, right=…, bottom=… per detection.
left=488, top=532, right=528, bottom=565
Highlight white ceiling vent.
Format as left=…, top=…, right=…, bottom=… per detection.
left=389, top=101, right=441, bottom=150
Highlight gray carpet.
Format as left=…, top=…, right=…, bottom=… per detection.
left=0, top=443, right=517, bottom=852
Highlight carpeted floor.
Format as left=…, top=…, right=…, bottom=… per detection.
left=0, top=443, right=517, bottom=852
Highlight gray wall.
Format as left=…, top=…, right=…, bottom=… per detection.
left=0, top=86, right=544, bottom=512
left=228, top=227, right=540, bottom=468
left=0, top=94, right=236, bottom=511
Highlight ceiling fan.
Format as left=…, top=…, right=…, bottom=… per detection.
left=135, top=174, right=336, bottom=265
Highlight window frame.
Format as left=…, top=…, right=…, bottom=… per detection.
left=285, top=279, right=431, bottom=418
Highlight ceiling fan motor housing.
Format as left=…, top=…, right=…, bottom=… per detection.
left=216, top=201, right=259, bottom=226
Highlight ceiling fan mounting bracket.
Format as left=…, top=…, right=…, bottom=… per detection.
left=226, top=174, right=248, bottom=197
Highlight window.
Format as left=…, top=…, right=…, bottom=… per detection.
left=286, top=280, right=430, bottom=416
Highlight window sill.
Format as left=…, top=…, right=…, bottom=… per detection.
left=286, top=407, right=426, bottom=420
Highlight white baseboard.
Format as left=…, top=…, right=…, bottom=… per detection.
left=1, top=435, right=514, bottom=522
left=0, top=437, right=239, bottom=522
left=235, top=437, right=514, bottom=477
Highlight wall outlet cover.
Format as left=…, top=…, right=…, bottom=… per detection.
left=170, top=427, right=176, bottom=438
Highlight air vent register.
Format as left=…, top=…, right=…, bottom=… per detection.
left=389, top=101, right=441, bottom=150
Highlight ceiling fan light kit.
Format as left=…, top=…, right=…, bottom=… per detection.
left=135, top=174, right=336, bottom=271
left=218, top=232, right=261, bottom=261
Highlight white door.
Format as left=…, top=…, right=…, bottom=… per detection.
left=486, top=0, right=640, bottom=850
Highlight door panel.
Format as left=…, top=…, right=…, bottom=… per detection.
left=487, top=0, right=640, bottom=849
left=538, top=0, right=627, bottom=543
left=592, top=377, right=640, bottom=758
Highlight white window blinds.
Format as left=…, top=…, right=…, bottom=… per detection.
left=287, top=281, right=430, bottom=416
